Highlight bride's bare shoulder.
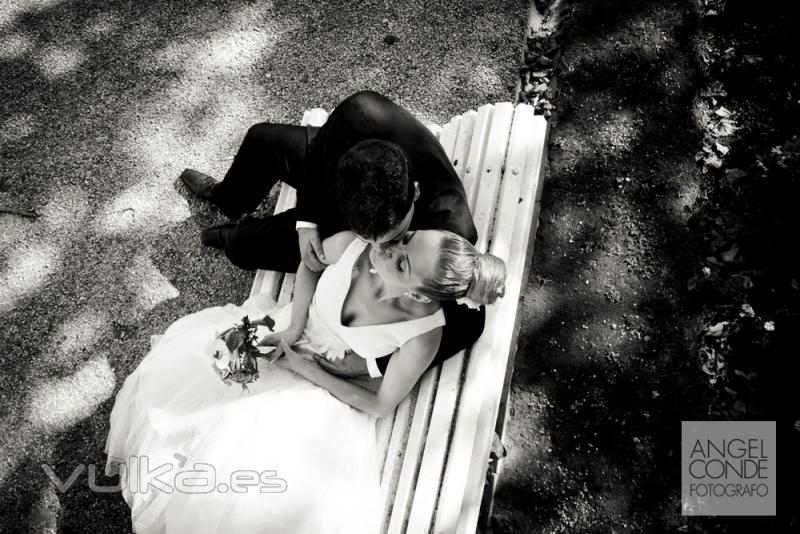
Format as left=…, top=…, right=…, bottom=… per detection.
left=322, top=231, right=357, bottom=264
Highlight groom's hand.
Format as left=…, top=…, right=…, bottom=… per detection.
left=297, top=227, right=327, bottom=271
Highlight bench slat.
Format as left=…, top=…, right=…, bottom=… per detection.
left=386, top=367, right=439, bottom=534
left=458, top=108, right=537, bottom=532
left=377, top=408, right=398, bottom=479
left=378, top=391, right=415, bottom=529
left=404, top=109, right=481, bottom=532
left=385, top=113, right=470, bottom=533
left=471, top=103, right=514, bottom=252
left=379, top=115, right=458, bottom=532
left=405, top=349, right=465, bottom=533
left=451, top=111, right=477, bottom=181
left=442, top=111, right=545, bottom=534
left=462, top=104, right=494, bottom=209
left=433, top=103, right=516, bottom=534
left=457, top=108, right=546, bottom=533
left=438, top=115, right=461, bottom=161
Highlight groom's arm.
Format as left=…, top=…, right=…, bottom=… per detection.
left=295, top=111, right=345, bottom=228
left=294, top=113, right=348, bottom=269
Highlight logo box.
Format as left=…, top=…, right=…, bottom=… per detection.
left=682, top=421, right=776, bottom=516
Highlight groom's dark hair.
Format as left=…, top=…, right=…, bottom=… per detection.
left=336, top=139, right=415, bottom=240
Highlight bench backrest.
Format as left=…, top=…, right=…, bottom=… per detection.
left=250, top=105, right=548, bottom=534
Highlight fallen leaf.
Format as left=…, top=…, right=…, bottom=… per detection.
left=714, top=118, right=736, bottom=136
left=705, top=321, right=728, bottom=336
left=725, top=168, right=746, bottom=180
left=715, top=106, right=731, bottom=118
left=701, top=81, right=727, bottom=98
left=704, top=154, right=723, bottom=169
left=739, top=303, right=755, bottom=318
left=721, top=245, right=739, bottom=262
left=715, top=142, right=730, bottom=155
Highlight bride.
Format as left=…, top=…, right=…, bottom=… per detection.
left=105, top=229, right=505, bottom=533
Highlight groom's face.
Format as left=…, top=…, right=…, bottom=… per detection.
left=358, top=181, right=419, bottom=250
left=367, top=204, right=415, bottom=251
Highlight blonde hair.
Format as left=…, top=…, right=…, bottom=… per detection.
left=416, top=231, right=506, bottom=305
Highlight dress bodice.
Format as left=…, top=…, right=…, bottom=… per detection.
left=303, top=238, right=445, bottom=376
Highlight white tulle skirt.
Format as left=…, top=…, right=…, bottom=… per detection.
left=105, top=295, right=382, bottom=534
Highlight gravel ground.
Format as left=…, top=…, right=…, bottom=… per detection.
left=0, top=0, right=525, bottom=531
left=492, top=1, right=795, bottom=532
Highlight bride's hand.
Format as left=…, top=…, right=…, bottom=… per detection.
left=259, top=325, right=302, bottom=351
left=274, top=340, right=308, bottom=373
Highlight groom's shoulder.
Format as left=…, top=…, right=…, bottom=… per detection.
left=329, top=91, right=425, bottom=139
left=335, top=91, right=392, bottom=116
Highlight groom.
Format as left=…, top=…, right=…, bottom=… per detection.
left=181, top=90, right=483, bottom=372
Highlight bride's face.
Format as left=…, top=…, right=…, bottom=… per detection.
left=367, top=230, right=443, bottom=292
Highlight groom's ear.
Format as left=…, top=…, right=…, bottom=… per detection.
left=413, top=181, right=420, bottom=202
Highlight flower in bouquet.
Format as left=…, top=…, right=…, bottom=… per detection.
left=209, top=315, right=279, bottom=391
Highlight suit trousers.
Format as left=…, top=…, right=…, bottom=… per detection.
left=211, top=122, right=319, bottom=273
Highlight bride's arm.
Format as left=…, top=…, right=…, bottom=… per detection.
left=277, top=328, right=442, bottom=417
left=284, top=261, right=320, bottom=334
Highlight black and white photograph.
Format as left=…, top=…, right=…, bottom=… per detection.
left=0, top=0, right=796, bottom=532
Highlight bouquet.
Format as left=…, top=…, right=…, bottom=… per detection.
left=208, top=314, right=280, bottom=390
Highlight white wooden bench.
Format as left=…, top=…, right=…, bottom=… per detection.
left=250, top=103, right=548, bottom=533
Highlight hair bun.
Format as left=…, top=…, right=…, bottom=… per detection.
left=466, top=253, right=507, bottom=305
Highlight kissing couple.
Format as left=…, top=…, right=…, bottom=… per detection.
left=105, top=91, right=506, bottom=533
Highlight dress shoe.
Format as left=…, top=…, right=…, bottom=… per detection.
left=180, top=169, right=218, bottom=200
left=201, top=223, right=235, bottom=250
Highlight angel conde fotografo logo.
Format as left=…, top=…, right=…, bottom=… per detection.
left=42, top=453, right=288, bottom=494
left=682, top=421, right=776, bottom=516
left=687, top=438, right=769, bottom=497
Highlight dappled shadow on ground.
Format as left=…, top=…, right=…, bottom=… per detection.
left=0, top=0, right=524, bottom=530
left=494, top=0, right=793, bottom=532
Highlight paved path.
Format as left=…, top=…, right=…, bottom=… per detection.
left=0, top=0, right=526, bottom=530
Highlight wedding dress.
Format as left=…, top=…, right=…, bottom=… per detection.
left=105, top=238, right=445, bottom=533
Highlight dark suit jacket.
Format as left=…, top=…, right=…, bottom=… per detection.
left=296, top=91, right=478, bottom=245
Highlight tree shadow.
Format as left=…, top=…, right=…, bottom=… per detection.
left=0, top=0, right=528, bottom=530
left=493, top=0, right=787, bottom=532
